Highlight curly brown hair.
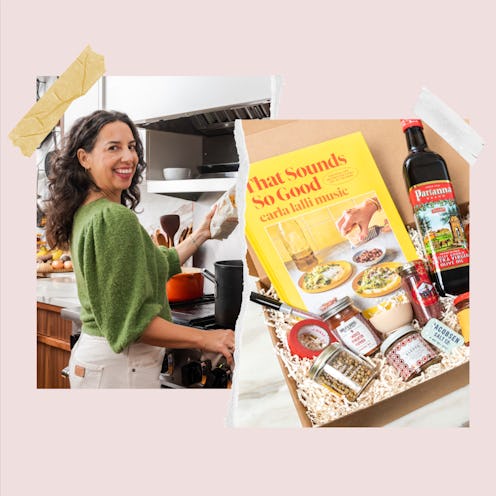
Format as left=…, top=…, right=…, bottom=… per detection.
left=45, top=110, right=146, bottom=249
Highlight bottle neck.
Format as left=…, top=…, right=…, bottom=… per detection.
left=405, top=126, right=428, bottom=152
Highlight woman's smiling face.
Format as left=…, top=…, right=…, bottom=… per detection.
left=77, top=120, right=139, bottom=202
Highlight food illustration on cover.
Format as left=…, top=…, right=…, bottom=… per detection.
left=297, top=260, right=353, bottom=293
left=351, top=262, right=402, bottom=298
left=245, top=132, right=418, bottom=314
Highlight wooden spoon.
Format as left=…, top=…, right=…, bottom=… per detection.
left=178, top=224, right=193, bottom=243
left=160, top=215, right=180, bottom=247
left=154, top=229, right=167, bottom=247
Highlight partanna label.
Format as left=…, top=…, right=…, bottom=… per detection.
left=409, top=180, right=469, bottom=271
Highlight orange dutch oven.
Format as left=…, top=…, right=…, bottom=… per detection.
left=166, top=267, right=205, bottom=303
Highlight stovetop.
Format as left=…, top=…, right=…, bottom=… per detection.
left=163, top=294, right=231, bottom=388
left=169, top=294, right=216, bottom=328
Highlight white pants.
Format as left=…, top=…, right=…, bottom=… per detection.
left=68, top=332, right=165, bottom=388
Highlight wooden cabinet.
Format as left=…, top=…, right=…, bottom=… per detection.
left=37, top=302, right=72, bottom=389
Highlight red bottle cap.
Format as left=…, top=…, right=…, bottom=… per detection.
left=401, top=119, right=423, bottom=131
left=453, top=292, right=470, bottom=306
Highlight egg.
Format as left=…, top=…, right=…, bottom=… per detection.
left=63, top=260, right=73, bottom=270
left=51, top=259, right=64, bottom=270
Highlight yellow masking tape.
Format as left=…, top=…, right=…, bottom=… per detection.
left=8, top=45, right=105, bottom=157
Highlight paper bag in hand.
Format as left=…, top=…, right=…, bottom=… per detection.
left=210, top=186, right=238, bottom=240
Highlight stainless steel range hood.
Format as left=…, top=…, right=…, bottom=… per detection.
left=135, top=99, right=271, bottom=136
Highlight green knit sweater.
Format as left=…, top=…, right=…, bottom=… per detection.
left=71, top=198, right=181, bottom=353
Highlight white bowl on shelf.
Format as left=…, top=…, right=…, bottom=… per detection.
left=162, top=168, right=191, bottom=180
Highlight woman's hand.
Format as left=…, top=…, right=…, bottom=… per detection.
left=140, top=317, right=235, bottom=367
left=199, top=328, right=236, bottom=368
left=196, top=204, right=217, bottom=241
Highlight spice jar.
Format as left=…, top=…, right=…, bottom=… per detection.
left=453, top=292, right=470, bottom=345
left=321, top=296, right=381, bottom=356
left=380, top=324, right=441, bottom=381
left=398, top=260, right=441, bottom=326
left=308, top=343, right=378, bottom=401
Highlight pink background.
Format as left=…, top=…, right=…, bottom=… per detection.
left=1, top=0, right=493, bottom=494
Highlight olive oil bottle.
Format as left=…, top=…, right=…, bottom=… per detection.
left=401, top=119, right=469, bottom=296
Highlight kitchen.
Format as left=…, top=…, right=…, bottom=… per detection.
left=36, top=75, right=278, bottom=389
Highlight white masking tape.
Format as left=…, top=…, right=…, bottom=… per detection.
left=414, top=87, right=484, bottom=166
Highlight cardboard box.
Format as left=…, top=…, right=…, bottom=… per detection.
left=242, top=119, right=470, bottom=427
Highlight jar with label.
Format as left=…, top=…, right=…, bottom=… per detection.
left=398, top=260, right=441, bottom=326
left=380, top=324, right=441, bottom=381
left=308, top=343, right=378, bottom=402
left=453, top=292, right=470, bottom=345
left=321, top=296, right=382, bottom=356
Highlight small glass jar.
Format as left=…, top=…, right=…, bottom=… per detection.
left=321, top=296, right=381, bottom=356
left=308, top=343, right=378, bottom=401
left=453, top=292, right=470, bottom=345
left=380, top=324, right=441, bottom=381
left=398, top=260, right=441, bottom=326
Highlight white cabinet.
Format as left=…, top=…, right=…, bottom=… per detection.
left=105, top=76, right=273, bottom=123
left=147, top=178, right=237, bottom=195
left=62, top=78, right=104, bottom=134
left=145, top=130, right=202, bottom=180
left=144, top=129, right=237, bottom=199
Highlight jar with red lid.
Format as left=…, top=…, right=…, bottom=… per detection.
left=398, top=260, right=441, bottom=326
left=321, top=296, right=382, bottom=356
left=380, top=324, right=441, bottom=381
left=453, top=292, right=470, bottom=345
left=288, top=319, right=336, bottom=359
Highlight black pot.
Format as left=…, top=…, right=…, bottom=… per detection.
left=203, top=260, right=243, bottom=330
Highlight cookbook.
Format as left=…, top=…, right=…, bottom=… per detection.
left=245, top=131, right=418, bottom=314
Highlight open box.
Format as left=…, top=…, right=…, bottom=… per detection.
left=240, top=119, right=470, bottom=427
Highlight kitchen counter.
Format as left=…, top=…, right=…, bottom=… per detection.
left=229, top=275, right=470, bottom=428
left=37, top=273, right=80, bottom=389
left=37, top=273, right=80, bottom=308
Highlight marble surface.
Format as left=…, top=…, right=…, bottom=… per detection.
left=229, top=275, right=470, bottom=428
left=36, top=272, right=80, bottom=308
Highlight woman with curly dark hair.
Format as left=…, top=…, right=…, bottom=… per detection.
left=45, top=110, right=235, bottom=388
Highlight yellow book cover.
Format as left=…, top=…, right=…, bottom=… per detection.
left=245, top=131, right=418, bottom=314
